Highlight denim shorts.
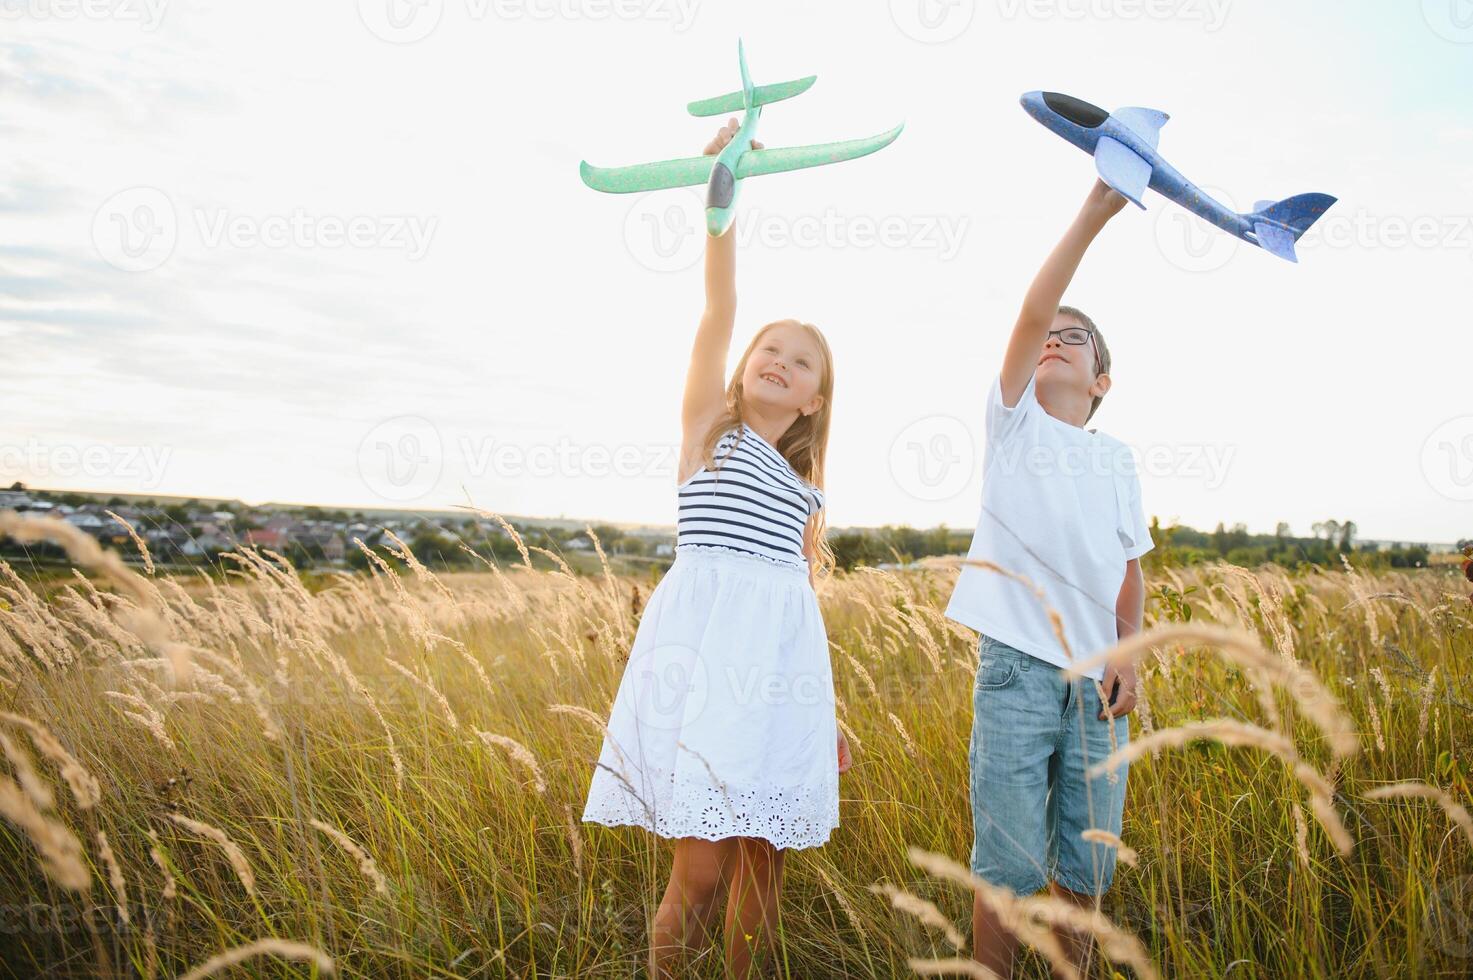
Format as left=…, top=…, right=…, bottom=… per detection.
left=968, top=633, right=1131, bottom=896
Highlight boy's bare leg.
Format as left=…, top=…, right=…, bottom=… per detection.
left=1046, top=880, right=1100, bottom=978
left=724, top=836, right=786, bottom=979
left=973, top=890, right=1021, bottom=978
left=973, top=882, right=1101, bottom=980
left=652, top=837, right=734, bottom=978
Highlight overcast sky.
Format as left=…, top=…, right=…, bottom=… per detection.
left=3, top=0, right=1470, bottom=542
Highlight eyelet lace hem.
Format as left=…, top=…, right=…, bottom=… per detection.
left=584, top=765, right=838, bottom=851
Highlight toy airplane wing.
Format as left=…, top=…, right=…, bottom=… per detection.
left=578, top=155, right=716, bottom=194
left=734, top=123, right=905, bottom=179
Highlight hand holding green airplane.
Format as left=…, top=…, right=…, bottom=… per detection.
left=579, top=39, right=904, bottom=237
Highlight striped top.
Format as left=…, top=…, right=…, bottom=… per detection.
left=676, top=423, right=825, bottom=567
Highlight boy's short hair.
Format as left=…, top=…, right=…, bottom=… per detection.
left=1058, top=305, right=1111, bottom=423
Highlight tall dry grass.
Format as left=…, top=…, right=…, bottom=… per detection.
left=0, top=509, right=1469, bottom=977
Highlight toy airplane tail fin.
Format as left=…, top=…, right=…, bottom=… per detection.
left=738, top=39, right=754, bottom=111
left=1244, top=192, right=1337, bottom=262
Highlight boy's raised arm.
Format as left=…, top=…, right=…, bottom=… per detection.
left=999, top=179, right=1127, bottom=408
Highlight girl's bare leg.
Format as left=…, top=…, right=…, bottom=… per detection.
left=724, top=837, right=786, bottom=979
left=652, top=837, right=734, bottom=978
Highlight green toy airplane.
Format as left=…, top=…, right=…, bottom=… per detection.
left=579, top=40, right=904, bottom=237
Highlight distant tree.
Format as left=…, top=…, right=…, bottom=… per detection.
left=408, top=530, right=455, bottom=565
left=923, top=523, right=952, bottom=556
left=1226, top=546, right=1269, bottom=567
left=613, top=536, right=648, bottom=557
left=1389, top=545, right=1429, bottom=568
left=1338, top=520, right=1357, bottom=551
left=7, top=481, right=24, bottom=491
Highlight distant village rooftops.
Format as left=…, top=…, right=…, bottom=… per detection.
left=0, top=487, right=679, bottom=570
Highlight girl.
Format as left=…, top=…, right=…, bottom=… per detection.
left=582, top=118, right=852, bottom=979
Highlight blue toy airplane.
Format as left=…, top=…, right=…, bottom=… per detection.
left=581, top=41, right=904, bottom=237
left=1021, top=91, right=1336, bottom=263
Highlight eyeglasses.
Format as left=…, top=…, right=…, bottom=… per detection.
left=1047, top=326, right=1093, bottom=346
left=1044, top=326, right=1103, bottom=376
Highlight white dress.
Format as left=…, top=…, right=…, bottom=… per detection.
left=581, top=423, right=840, bottom=850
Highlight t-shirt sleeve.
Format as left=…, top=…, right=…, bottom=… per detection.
left=1118, top=467, right=1154, bottom=561
left=985, top=369, right=1038, bottom=449
left=805, top=484, right=825, bottom=517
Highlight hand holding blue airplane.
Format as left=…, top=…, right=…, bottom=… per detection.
left=1022, top=91, right=1336, bottom=263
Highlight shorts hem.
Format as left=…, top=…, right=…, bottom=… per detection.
left=966, top=861, right=1047, bottom=896
left=1050, top=869, right=1117, bottom=896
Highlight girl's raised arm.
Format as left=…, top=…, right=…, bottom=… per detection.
left=680, top=119, right=762, bottom=470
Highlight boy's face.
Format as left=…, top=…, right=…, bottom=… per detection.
left=1036, top=311, right=1108, bottom=404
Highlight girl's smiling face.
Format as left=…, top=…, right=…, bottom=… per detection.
left=741, top=321, right=826, bottom=417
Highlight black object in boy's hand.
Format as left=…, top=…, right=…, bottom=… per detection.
left=1108, top=677, right=1120, bottom=707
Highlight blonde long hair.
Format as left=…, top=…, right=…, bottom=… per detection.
left=697, top=319, right=836, bottom=580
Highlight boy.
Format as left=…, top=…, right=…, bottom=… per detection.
left=944, top=178, right=1154, bottom=977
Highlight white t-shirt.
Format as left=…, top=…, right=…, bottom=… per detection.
left=944, top=369, right=1154, bottom=681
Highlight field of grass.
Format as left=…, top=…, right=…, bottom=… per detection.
left=0, top=512, right=1469, bottom=978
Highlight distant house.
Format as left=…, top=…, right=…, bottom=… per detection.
left=181, top=532, right=230, bottom=557
left=323, top=534, right=347, bottom=562
left=565, top=537, right=593, bottom=551
left=243, top=528, right=287, bottom=550
left=0, top=490, right=32, bottom=510
left=655, top=543, right=674, bottom=557
left=63, top=512, right=107, bottom=531
left=140, top=527, right=187, bottom=559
